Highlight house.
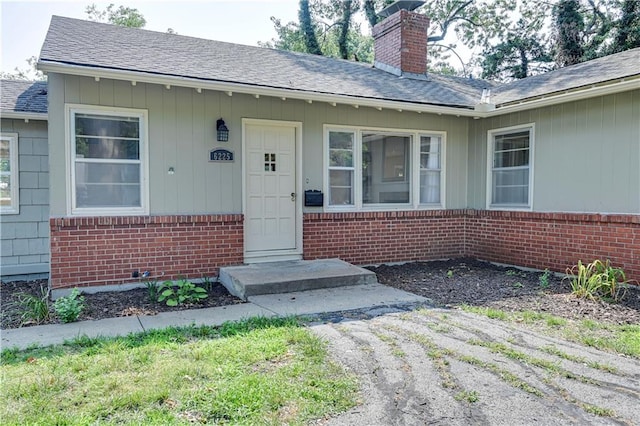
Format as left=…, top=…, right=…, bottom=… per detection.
left=2, top=7, right=638, bottom=293
left=0, top=80, right=49, bottom=280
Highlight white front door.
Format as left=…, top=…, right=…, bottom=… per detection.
left=244, top=122, right=299, bottom=261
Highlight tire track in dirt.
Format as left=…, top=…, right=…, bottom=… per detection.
left=312, top=308, right=639, bottom=425
left=404, top=309, right=640, bottom=420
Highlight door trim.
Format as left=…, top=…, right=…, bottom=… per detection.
left=242, top=118, right=303, bottom=263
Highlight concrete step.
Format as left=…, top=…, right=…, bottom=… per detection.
left=219, top=258, right=378, bottom=300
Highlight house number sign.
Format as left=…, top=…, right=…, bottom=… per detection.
left=209, top=148, right=234, bottom=162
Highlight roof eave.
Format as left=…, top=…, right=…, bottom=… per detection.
left=0, top=110, right=48, bottom=121
left=489, top=76, right=640, bottom=116
left=38, top=60, right=479, bottom=117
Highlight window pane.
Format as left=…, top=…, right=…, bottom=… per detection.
left=76, top=114, right=140, bottom=139
left=420, top=170, right=440, bottom=204
left=329, top=132, right=354, bottom=150
left=494, top=131, right=529, bottom=151
left=492, top=169, right=529, bottom=204
left=329, top=170, right=353, bottom=205
left=329, top=132, right=354, bottom=167
left=421, top=136, right=441, bottom=169
left=362, top=134, right=410, bottom=204
left=0, top=139, right=10, bottom=171
left=494, top=149, right=529, bottom=168
left=75, top=162, right=141, bottom=207
left=76, top=137, right=140, bottom=160
left=0, top=174, right=11, bottom=207
left=330, top=150, right=353, bottom=167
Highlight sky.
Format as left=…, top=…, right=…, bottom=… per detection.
left=0, top=0, right=302, bottom=74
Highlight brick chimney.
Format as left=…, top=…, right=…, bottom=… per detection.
left=372, top=9, right=429, bottom=77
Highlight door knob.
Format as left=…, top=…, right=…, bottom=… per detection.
left=291, top=192, right=296, bottom=201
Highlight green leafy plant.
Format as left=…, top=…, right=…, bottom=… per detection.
left=15, top=283, right=51, bottom=326
left=201, top=275, right=214, bottom=292
left=455, top=390, right=479, bottom=403
left=566, top=260, right=628, bottom=301
left=512, top=282, right=523, bottom=289
left=446, top=270, right=454, bottom=278
left=594, top=260, right=627, bottom=301
left=143, top=279, right=161, bottom=303
left=158, top=278, right=208, bottom=307
left=53, top=288, right=85, bottom=323
left=539, top=268, right=551, bottom=288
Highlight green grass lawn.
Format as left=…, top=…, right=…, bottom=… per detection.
left=0, top=317, right=357, bottom=425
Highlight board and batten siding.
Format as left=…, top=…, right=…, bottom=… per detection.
left=468, top=89, right=640, bottom=214
left=47, top=73, right=470, bottom=217
left=0, top=118, right=49, bottom=279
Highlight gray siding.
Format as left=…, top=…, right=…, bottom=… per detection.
left=468, top=90, right=640, bottom=213
left=48, top=74, right=470, bottom=216
left=0, top=118, right=49, bottom=278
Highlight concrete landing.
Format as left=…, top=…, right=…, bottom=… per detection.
left=219, top=259, right=378, bottom=300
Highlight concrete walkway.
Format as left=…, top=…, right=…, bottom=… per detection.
left=1, top=283, right=429, bottom=350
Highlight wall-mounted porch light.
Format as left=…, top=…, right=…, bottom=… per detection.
left=216, top=118, right=229, bottom=142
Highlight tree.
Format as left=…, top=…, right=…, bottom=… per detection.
left=264, top=0, right=638, bottom=78
left=299, top=0, right=323, bottom=55
left=85, top=3, right=146, bottom=28
left=610, top=0, right=640, bottom=53
left=554, top=0, right=586, bottom=66
left=0, top=56, right=45, bottom=81
left=481, top=19, right=554, bottom=81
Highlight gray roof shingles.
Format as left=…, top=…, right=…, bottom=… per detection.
left=39, top=16, right=489, bottom=109
left=0, top=80, right=48, bottom=114
left=34, top=15, right=640, bottom=111
left=492, top=48, right=640, bottom=105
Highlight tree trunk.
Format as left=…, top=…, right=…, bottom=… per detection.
left=299, top=0, right=322, bottom=55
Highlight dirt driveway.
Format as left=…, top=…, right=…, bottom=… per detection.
left=312, top=308, right=640, bottom=426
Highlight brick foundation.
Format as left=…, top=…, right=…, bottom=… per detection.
left=304, top=210, right=639, bottom=281
left=303, top=210, right=467, bottom=265
left=466, top=210, right=640, bottom=281
left=49, top=210, right=639, bottom=289
left=50, top=215, right=243, bottom=290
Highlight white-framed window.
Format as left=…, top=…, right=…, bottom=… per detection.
left=487, top=124, right=534, bottom=210
left=420, top=135, right=442, bottom=204
left=67, top=105, right=149, bottom=216
left=324, top=126, right=445, bottom=210
left=0, top=132, right=19, bottom=214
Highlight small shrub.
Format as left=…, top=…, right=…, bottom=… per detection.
left=538, top=269, right=551, bottom=288
left=144, top=279, right=161, bottom=303
left=201, top=275, right=214, bottom=292
left=566, top=260, right=628, bottom=301
left=446, top=270, right=454, bottom=278
left=158, top=278, right=208, bottom=307
left=15, top=283, right=51, bottom=326
left=53, top=288, right=85, bottom=323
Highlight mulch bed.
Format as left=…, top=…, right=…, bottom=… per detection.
left=2, top=258, right=639, bottom=330
left=369, top=258, right=640, bottom=325
left=1, top=280, right=244, bottom=330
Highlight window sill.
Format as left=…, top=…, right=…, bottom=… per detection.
left=70, top=207, right=149, bottom=217
left=488, top=204, right=532, bottom=212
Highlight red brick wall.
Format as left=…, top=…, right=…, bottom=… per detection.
left=303, top=210, right=639, bottom=281
left=466, top=210, right=640, bottom=281
left=303, top=210, right=466, bottom=265
left=49, top=210, right=639, bottom=289
left=49, top=215, right=243, bottom=290
left=373, top=10, right=429, bottom=75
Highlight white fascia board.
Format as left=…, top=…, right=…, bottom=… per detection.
left=39, top=61, right=640, bottom=119
left=0, top=110, right=48, bottom=121
left=488, top=78, right=640, bottom=117
left=38, top=61, right=478, bottom=117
